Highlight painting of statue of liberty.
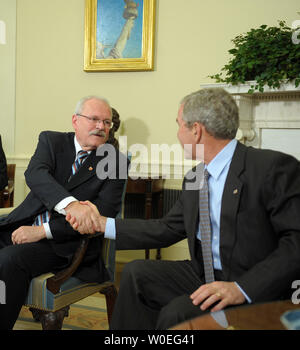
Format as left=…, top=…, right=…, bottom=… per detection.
left=84, top=0, right=155, bottom=71
left=96, top=0, right=144, bottom=59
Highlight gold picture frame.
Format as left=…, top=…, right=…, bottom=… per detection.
left=84, top=0, right=156, bottom=72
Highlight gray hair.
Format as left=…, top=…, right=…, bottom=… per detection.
left=74, top=95, right=112, bottom=117
left=180, top=88, right=239, bottom=140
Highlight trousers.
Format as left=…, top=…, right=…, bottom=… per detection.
left=0, top=228, right=68, bottom=329
left=110, top=259, right=212, bottom=330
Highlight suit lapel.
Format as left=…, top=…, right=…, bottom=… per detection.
left=219, top=142, right=246, bottom=279
left=56, top=133, right=76, bottom=185
left=66, top=150, right=102, bottom=190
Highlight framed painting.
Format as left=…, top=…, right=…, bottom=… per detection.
left=84, top=0, right=156, bottom=72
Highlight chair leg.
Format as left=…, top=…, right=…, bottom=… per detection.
left=100, top=284, right=118, bottom=326
left=29, top=307, right=42, bottom=322
left=29, top=306, right=69, bottom=330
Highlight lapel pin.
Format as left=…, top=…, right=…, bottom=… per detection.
left=89, top=167, right=93, bottom=171
left=233, top=189, right=238, bottom=195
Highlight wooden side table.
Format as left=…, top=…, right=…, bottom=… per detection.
left=171, top=300, right=300, bottom=330
left=125, top=177, right=164, bottom=259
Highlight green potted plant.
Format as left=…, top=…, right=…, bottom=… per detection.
left=209, top=21, right=300, bottom=93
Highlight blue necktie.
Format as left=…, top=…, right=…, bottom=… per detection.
left=33, top=150, right=88, bottom=226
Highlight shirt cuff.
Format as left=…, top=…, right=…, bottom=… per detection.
left=54, top=196, right=77, bottom=215
left=104, top=217, right=116, bottom=240
left=234, top=282, right=252, bottom=303
left=43, top=222, right=53, bottom=239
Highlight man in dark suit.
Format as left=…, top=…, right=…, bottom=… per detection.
left=0, top=96, right=127, bottom=329
left=0, top=135, right=8, bottom=191
left=67, top=88, right=300, bottom=330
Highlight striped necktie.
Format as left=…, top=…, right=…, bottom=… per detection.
left=199, top=169, right=215, bottom=283
left=33, top=150, right=89, bottom=226
left=71, top=150, right=89, bottom=176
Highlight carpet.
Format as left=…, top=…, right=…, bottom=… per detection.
left=13, top=293, right=109, bottom=330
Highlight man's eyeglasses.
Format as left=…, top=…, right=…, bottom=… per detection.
left=76, top=114, right=113, bottom=129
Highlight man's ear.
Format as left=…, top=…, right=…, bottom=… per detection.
left=193, top=122, right=202, bottom=143
left=72, top=114, right=78, bottom=130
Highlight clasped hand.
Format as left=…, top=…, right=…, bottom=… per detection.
left=65, top=201, right=105, bottom=234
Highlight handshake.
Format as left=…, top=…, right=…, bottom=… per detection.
left=65, top=201, right=107, bottom=235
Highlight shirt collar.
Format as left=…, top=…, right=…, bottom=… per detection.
left=207, top=139, right=237, bottom=180
left=74, top=136, right=91, bottom=156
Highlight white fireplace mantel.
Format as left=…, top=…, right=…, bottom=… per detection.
left=201, top=81, right=300, bottom=95
left=200, top=82, right=300, bottom=156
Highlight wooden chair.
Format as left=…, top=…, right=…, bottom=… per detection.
left=0, top=164, right=15, bottom=208
left=0, top=177, right=126, bottom=330
left=25, top=235, right=118, bottom=330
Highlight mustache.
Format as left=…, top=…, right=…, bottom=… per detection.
left=89, top=130, right=106, bottom=137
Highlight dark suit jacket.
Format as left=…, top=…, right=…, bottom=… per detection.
left=0, top=135, right=8, bottom=191
left=116, top=142, right=300, bottom=303
left=0, top=131, right=127, bottom=282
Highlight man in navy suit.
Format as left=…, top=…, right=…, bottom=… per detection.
left=0, top=96, right=127, bottom=329
left=68, top=88, right=300, bottom=330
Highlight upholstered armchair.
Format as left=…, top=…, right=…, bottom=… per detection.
left=26, top=234, right=119, bottom=330
left=0, top=184, right=125, bottom=330
left=0, top=204, right=121, bottom=330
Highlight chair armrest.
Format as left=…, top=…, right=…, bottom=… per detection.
left=46, top=237, right=90, bottom=294
left=4, top=182, right=14, bottom=195
left=1, top=181, right=14, bottom=208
